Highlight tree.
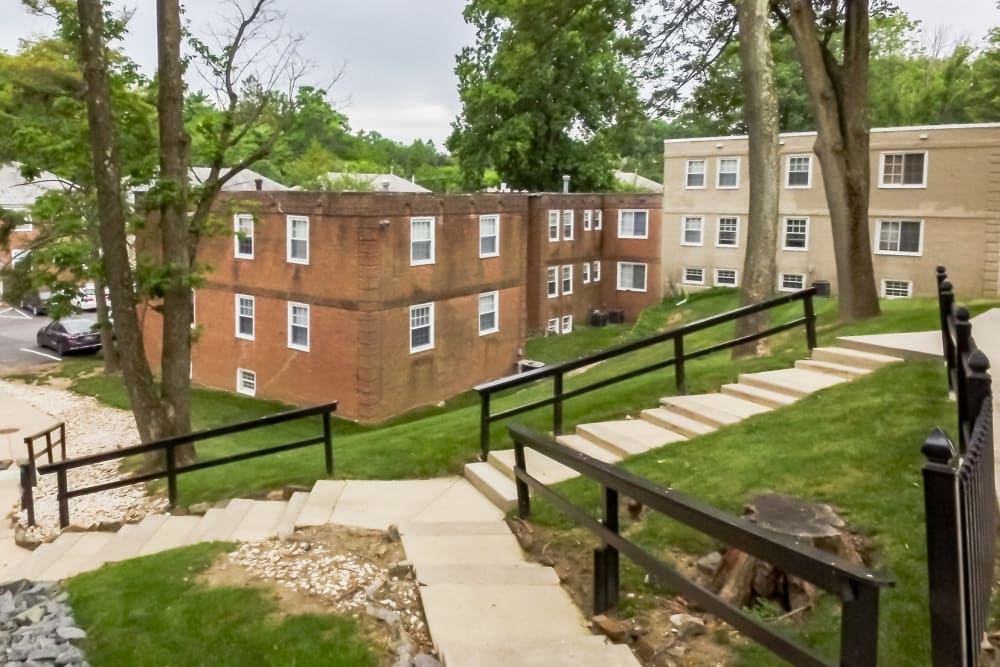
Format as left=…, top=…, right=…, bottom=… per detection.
left=448, top=0, right=641, bottom=191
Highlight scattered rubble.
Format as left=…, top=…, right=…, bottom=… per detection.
left=0, top=579, right=89, bottom=666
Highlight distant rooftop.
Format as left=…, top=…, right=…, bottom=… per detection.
left=614, top=170, right=663, bottom=193
left=190, top=166, right=290, bottom=191
left=324, top=172, right=431, bottom=193
left=0, top=163, right=70, bottom=208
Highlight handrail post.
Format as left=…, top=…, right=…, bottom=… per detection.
left=839, top=581, right=881, bottom=666
left=603, top=485, right=620, bottom=608
left=513, top=439, right=530, bottom=518
left=166, top=443, right=178, bottom=509
left=553, top=372, right=564, bottom=436
left=19, top=463, right=35, bottom=527
left=322, top=409, right=334, bottom=476
left=24, top=438, right=36, bottom=485
left=59, top=423, right=66, bottom=461
left=56, top=470, right=69, bottom=528
left=804, top=291, right=817, bottom=350
left=674, top=336, right=686, bottom=394
left=480, top=393, right=491, bottom=461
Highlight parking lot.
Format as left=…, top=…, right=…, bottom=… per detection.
left=0, top=305, right=98, bottom=369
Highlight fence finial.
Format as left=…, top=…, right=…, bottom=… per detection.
left=968, top=348, right=991, bottom=376
left=922, top=427, right=956, bottom=464
left=940, top=279, right=953, bottom=296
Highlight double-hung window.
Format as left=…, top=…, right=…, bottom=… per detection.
left=617, top=262, right=647, bottom=292
left=714, top=268, right=738, bottom=287
left=876, top=220, right=922, bottom=255
left=682, top=216, right=703, bottom=246
left=288, top=302, right=309, bottom=351
left=780, top=273, right=806, bottom=292
left=782, top=218, right=809, bottom=251
left=716, top=217, right=738, bottom=247
left=478, top=291, right=499, bottom=335
left=409, top=303, right=434, bottom=352
left=479, top=214, right=499, bottom=258
left=287, top=215, right=309, bottom=264
left=594, top=209, right=603, bottom=230
left=717, top=158, right=739, bottom=188
left=563, top=210, right=574, bottom=240
left=235, top=294, right=255, bottom=340
left=561, top=315, right=573, bottom=334
left=583, top=210, right=592, bottom=231
left=618, top=210, right=648, bottom=239
left=582, top=262, right=591, bottom=284
left=548, top=210, right=560, bottom=241
left=786, top=155, right=812, bottom=188
left=592, top=261, right=601, bottom=282
left=880, top=152, right=926, bottom=187
left=234, top=214, right=254, bottom=259
left=411, top=216, right=435, bottom=265
left=547, top=267, right=559, bottom=298
left=561, top=265, right=573, bottom=295
left=682, top=267, right=705, bottom=285
left=686, top=160, right=706, bottom=188
left=547, top=318, right=560, bottom=334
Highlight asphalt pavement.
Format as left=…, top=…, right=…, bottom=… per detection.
left=0, top=305, right=97, bottom=370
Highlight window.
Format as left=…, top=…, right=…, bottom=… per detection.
left=236, top=368, right=256, bottom=396
left=235, top=294, right=254, bottom=340
left=411, top=216, right=435, bottom=265
left=682, top=267, right=705, bottom=285
left=479, top=291, right=499, bottom=335
left=563, top=210, right=574, bottom=240
left=547, top=318, right=560, bottom=334
left=782, top=217, right=809, bottom=251
left=561, top=265, right=573, bottom=295
left=779, top=273, right=806, bottom=292
left=583, top=209, right=592, bottom=231
left=288, top=302, right=309, bottom=351
left=716, top=217, right=739, bottom=247
left=547, top=267, right=559, bottom=298
left=714, top=268, right=738, bottom=287
left=717, top=158, right=739, bottom=188
left=478, top=214, right=500, bottom=258
left=880, top=152, right=926, bottom=187
left=13, top=222, right=32, bottom=233
left=882, top=280, right=912, bottom=298
left=287, top=215, right=309, bottom=264
left=548, top=210, right=560, bottom=242
left=618, top=210, right=648, bottom=239
left=617, top=262, right=647, bottom=292
left=594, top=209, right=603, bottom=230
left=234, top=214, right=254, bottom=259
left=686, top=160, right=706, bottom=188
left=592, top=260, right=601, bottom=282
left=409, top=303, right=434, bottom=352
left=10, top=249, right=29, bottom=266
left=786, top=155, right=812, bottom=188
left=682, top=216, right=704, bottom=246
left=582, top=262, right=591, bottom=284
left=876, top=219, right=922, bottom=255
left=561, top=315, right=573, bottom=334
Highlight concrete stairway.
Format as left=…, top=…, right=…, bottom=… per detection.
left=465, top=346, right=903, bottom=510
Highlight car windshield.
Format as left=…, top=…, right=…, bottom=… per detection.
left=62, top=320, right=95, bottom=334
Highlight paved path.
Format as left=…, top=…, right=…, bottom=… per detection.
left=0, top=388, right=60, bottom=462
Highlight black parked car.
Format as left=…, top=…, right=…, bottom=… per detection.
left=19, top=288, right=53, bottom=316
left=36, top=319, right=101, bottom=356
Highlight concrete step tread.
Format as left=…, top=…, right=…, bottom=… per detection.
left=489, top=448, right=579, bottom=485
left=275, top=492, right=310, bottom=539
left=39, top=532, right=115, bottom=581
left=739, top=367, right=847, bottom=398
left=811, top=346, right=903, bottom=367
left=195, top=498, right=255, bottom=543
left=795, top=359, right=872, bottom=377
left=575, top=420, right=686, bottom=457
left=296, top=480, right=346, bottom=527
left=398, top=521, right=513, bottom=537
left=720, top=383, right=800, bottom=408
left=464, top=462, right=517, bottom=512
left=413, top=562, right=560, bottom=586
left=12, top=533, right=84, bottom=581
left=835, top=333, right=941, bottom=361
left=138, top=515, right=204, bottom=556
left=104, top=514, right=169, bottom=563
left=556, top=434, right=623, bottom=464
left=640, top=407, right=717, bottom=437
left=232, top=500, right=287, bottom=543
left=401, top=533, right=527, bottom=566
left=662, top=393, right=772, bottom=420
left=441, top=636, right=641, bottom=667
left=189, top=507, right=227, bottom=543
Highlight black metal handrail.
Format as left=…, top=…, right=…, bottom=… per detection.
left=475, top=288, right=817, bottom=459
left=19, top=422, right=67, bottom=526
left=508, top=424, right=892, bottom=667
left=28, top=401, right=338, bottom=528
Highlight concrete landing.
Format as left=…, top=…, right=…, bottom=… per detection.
left=0, top=391, right=59, bottom=462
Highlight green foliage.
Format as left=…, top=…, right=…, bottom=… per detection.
left=448, top=0, right=642, bottom=191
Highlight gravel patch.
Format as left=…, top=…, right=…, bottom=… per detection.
left=0, top=579, right=90, bottom=666
left=0, top=380, right=166, bottom=541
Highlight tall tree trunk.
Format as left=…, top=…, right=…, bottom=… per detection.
left=732, top=0, right=781, bottom=358
left=77, top=0, right=164, bottom=443
left=91, top=271, right=119, bottom=374
left=785, top=0, right=880, bottom=322
left=156, top=0, right=195, bottom=463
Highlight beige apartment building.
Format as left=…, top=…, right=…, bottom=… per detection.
left=662, top=123, right=1000, bottom=300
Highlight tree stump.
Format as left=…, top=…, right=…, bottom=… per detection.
left=710, top=493, right=865, bottom=612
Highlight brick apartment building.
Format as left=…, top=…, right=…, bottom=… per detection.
left=141, top=191, right=662, bottom=422
left=0, top=164, right=62, bottom=282
left=662, top=123, right=1000, bottom=299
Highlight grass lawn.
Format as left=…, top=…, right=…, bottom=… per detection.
left=66, top=542, right=381, bottom=666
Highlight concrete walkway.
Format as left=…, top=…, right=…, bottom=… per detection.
left=0, top=389, right=60, bottom=462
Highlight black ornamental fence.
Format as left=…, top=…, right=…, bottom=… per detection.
left=923, top=266, right=996, bottom=666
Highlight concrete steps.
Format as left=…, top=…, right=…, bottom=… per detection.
left=640, top=407, right=717, bottom=437
left=443, top=636, right=641, bottom=667
left=574, top=420, right=686, bottom=457
left=811, top=346, right=903, bottom=370
left=659, top=393, right=772, bottom=427
left=464, top=461, right=517, bottom=512
left=738, top=367, right=847, bottom=398
left=794, top=359, right=872, bottom=378
left=720, top=383, right=799, bottom=408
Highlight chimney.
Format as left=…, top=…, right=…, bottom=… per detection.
left=562, top=175, right=571, bottom=193
left=381, top=178, right=391, bottom=192
left=254, top=178, right=263, bottom=191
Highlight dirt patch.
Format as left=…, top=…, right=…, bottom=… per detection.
left=199, top=524, right=435, bottom=666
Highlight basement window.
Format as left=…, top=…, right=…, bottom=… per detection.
left=882, top=279, right=912, bottom=299
left=236, top=368, right=256, bottom=396
left=714, top=268, right=738, bottom=287
left=682, top=267, right=704, bottom=285
left=561, top=315, right=573, bottom=334
left=547, top=318, right=559, bottom=334
left=779, top=273, right=806, bottom=292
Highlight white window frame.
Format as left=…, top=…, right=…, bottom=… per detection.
left=618, top=209, right=649, bottom=239
left=235, top=294, right=255, bottom=340
left=875, top=219, right=924, bottom=256
left=881, top=279, right=913, bottom=299
left=410, top=216, right=436, bottom=266
left=782, top=217, right=809, bottom=251
left=785, top=154, right=812, bottom=189
left=714, top=268, right=739, bottom=287
left=592, top=260, right=601, bottom=282
left=234, top=214, right=254, bottom=259
left=717, top=157, right=740, bottom=189
left=681, top=216, right=704, bottom=246
left=582, top=262, right=591, bottom=284
left=286, top=215, right=309, bottom=265
left=560, top=315, right=573, bottom=334
left=682, top=267, right=705, bottom=285
left=409, top=302, right=434, bottom=353
left=547, top=318, right=560, bottom=334
left=13, top=222, right=32, bottom=233
left=616, top=262, right=648, bottom=292
left=10, top=248, right=29, bottom=265
left=879, top=151, right=928, bottom=188
left=236, top=368, right=256, bottom=396
left=779, top=273, right=806, bottom=292
left=583, top=209, right=592, bottom=231
left=548, top=210, right=560, bottom=242
left=479, top=214, right=500, bottom=258
left=561, top=265, right=573, bottom=295
left=547, top=267, right=559, bottom=298
left=594, top=209, right=603, bottom=230
left=478, top=291, right=499, bottom=335
left=685, top=159, right=706, bottom=189
left=715, top=216, right=739, bottom=248
left=287, top=301, right=310, bottom=351
left=563, top=209, right=574, bottom=240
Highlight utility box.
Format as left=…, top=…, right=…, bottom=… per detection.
left=608, top=309, right=626, bottom=324
left=517, top=359, right=545, bottom=373
left=812, top=280, right=832, bottom=298
left=590, top=310, right=609, bottom=327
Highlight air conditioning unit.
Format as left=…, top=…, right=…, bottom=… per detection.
left=812, top=280, right=832, bottom=298
left=589, top=310, right=609, bottom=327
left=517, top=359, right=546, bottom=374
left=608, top=309, right=626, bottom=324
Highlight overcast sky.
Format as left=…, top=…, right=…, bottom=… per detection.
left=0, top=0, right=996, bottom=147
